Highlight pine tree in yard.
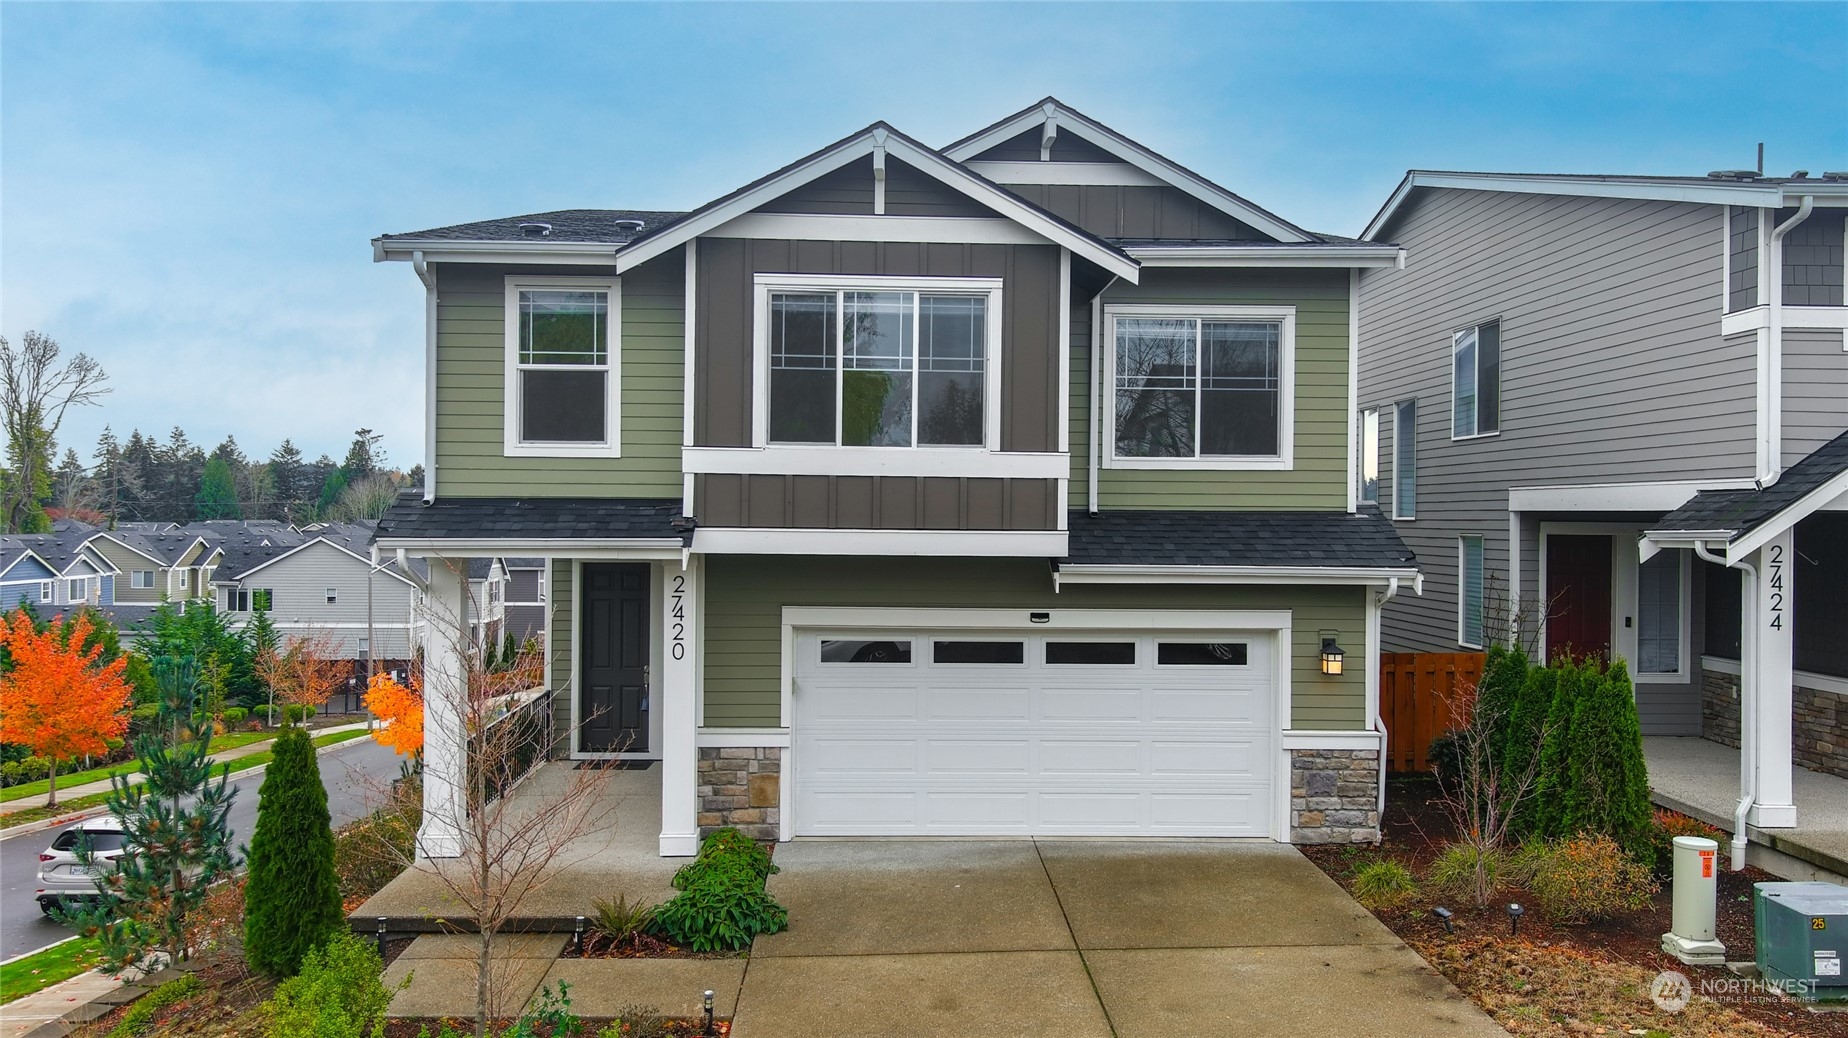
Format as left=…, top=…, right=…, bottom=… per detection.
left=1528, top=658, right=1588, bottom=839
left=61, top=656, right=238, bottom=973
left=244, top=724, right=343, bottom=977
left=1503, top=664, right=1558, bottom=836
left=1557, top=660, right=1655, bottom=857
left=1472, top=646, right=1529, bottom=755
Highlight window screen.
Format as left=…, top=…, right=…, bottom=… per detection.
left=1637, top=551, right=1682, bottom=673
left=1115, top=317, right=1282, bottom=459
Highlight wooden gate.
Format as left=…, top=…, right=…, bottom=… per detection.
left=1381, top=652, right=1486, bottom=773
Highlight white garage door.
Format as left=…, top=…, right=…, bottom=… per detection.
left=792, top=629, right=1276, bottom=838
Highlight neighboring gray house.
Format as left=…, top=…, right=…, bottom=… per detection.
left=212, top=522, right=420, bottom=662
left=1357, top=170, right=1848, bottom=834
left=502, top=558, right=546, bottom=647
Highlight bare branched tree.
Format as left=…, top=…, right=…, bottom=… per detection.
left=1482, top=570, right=1566, bottom=659
left=331, top=470, right=406, bottom=522
left=0, top=331, right=110, bottom=532
left=1433, top=685, right=1552, bottom=908
left=254, top=627, right=349, bottom=725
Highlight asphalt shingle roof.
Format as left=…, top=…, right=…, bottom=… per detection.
left=374, top=493, right=685, bottom=543
left=1650, top=430, right=1848, bottom=540
left=1062, top=506, right=1417, bottom=569
left=379, top=209, right=688, bottom=245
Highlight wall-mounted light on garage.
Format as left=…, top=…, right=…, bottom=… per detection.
left=1029, top=612, right=1051, bottom=624
left=1319, top=633, right=1346, bottom=676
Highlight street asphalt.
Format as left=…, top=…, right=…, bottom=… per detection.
left=0, top=737, right=403, bottom=961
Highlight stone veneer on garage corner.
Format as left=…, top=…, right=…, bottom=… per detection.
left=1702, top=671, right=1848, bottom=781
left=697, top=746, right=781, bottom=841
left=1290, top=749, right=1382, bottom=844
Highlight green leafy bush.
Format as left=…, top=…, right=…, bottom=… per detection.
left=281, top=704, right=317, bottom=725
left=108, top=973, right=200, bottom=1037
left=1350, top=860, right=1416, bottom=909
left=223, top=707, right=248, bottom=726
left=264, top=931, right=394, bottom=1038
left=672, top=828, right=777, bottom=891
left=1545, top=661, right=1654, bottom=857
left=1425, top=842, right=1503, bottom=899
left=1649, top=809, right=1727, bottom=877
left=1525, top=834, right=1659, bottom=924
left=588, top=893, right=657, bottom=948
left=651, top=872, right=788, bottom=953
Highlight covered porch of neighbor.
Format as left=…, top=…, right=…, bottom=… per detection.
left=1645, top=736, right=1848, bottom=883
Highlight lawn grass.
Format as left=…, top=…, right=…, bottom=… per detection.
left=0, top=731, right=279, bottom=805
left=0, top=729, right=372, bottom=831
left=0, top=937, right=103, bottom=1005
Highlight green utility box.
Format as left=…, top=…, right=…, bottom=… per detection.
left=1755, top=881, right=1848, bottom=1002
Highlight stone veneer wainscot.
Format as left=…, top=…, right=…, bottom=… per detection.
left=1290, top=748, right=1381, bottom=844
left=1702, top=671, right=1848, bottom=781
left=697, top=746, right=781, bottom=841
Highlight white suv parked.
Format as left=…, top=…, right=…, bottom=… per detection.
left=35, top=818, right=128, bottom=915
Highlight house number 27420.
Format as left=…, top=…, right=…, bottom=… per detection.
left=1766, top=544, right=1784, bottom=631
left=670, top=574, right=687, bottom=660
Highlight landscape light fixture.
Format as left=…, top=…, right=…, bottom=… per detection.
left=376, top=916, right=388, bottom=958
left=1432, top=906, right=1454, bottom=934
left=573, top=915, right=586, bottom=954
left=702, top=989, right=716, bottom=1036
left=1319, top=634, right=1346, bottom=676
left=1507, top=903, right=1524, bottom=936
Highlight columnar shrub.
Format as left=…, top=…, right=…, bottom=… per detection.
left=1473, top=646, right=1529, bottom=750
left=1530, top=658, right=1592, bottom=838
left=1556, top=660, right=1654, bottom=858
left=245, top=725, right=344, bottom=977
left=1501, top=664, right=1557, bottom=834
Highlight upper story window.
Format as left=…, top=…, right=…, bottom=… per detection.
left=1359, top=408, right=1380, bottom=505
left=325, top=587, right=338, bottom=604
left=130, top=570, right=156, bottom=589
left=39, top=582, right=52, bottom=603
left=225, top=588, right=273, bottom=613
left=504, top=277, right=620, bottom=457
left=755, top=275, right=1000, bottom=450
left=68, top=578, right=88, bottom=602
left=1451, top=319, right=1500, bottom=439
left=1105, top=304, right=1295, bottom=471
left=1392, top=398, right=1417, bottom=520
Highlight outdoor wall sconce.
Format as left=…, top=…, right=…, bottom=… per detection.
left=1029, top=612, right=1051, bottom=624
left=1319, top=633, right=1346, bottom=676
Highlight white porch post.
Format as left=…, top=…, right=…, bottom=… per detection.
left=417, top=557, right=470, bottom=858
left=1749, top=530, right=1797, bottom=828
left=659, top=556, right=701, bottom=856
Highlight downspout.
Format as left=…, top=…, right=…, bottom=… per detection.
left=1695, top=540, right=1755, bottom=869
left=413, top=251, right=438, bottom=504
left=1763, top=196, right=1815, bottom=487
left=1089, top=277, right=1120, bottom=515
left=1373, top=576, right=1401, bottom=828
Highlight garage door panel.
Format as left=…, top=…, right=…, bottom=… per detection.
left=802, top=685, right=921, bottom=721
left=925, top=792, right=1031, bottom=827
left=1039, top=687, right=1144, bottom=722
left=1038, top=739, right=1142, bottom=775
left=926, top=739, right=1030, bottom=775
left=1039, top=792, right=1142, bottom=828
left=1149, top=739, right=1264, bottom=778
left=924, top=687, right=1030, bottom=721
left=804, top=737, right=920, bottom=775
left=1150, top=687, right=1262, bottom=723
left=1150, top=793, right=1262, bottom=833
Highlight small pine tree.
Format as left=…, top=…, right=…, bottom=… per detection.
left=1503, top=664, right=1558, bottom=835
left=500, top=629, right=518, bottom=672
left=1529, top=659, right=1589, bottom=839
left=61, top=657, right=237, bottom=972
left=1557, top=659, right=1655, bottom=857
left=1473, top=646, right=1529, bottom=751
left=244, top=724, right=343, bottom=977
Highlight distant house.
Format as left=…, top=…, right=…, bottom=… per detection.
left=210, top=521, right=419, bottom=663
left=0, top=529, right=119, bottom=614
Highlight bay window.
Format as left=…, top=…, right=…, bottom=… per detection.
left=758, top=275, right=998, bottom=450
left=1105, top=305, right=1294, bottom=469
left=504, top=278, right=619, bottom=456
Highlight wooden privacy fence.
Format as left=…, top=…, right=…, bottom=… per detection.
left=1381, top=652, right=1487, bottom=773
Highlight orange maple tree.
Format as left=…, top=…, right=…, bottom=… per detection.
left=364, top=670, right=423, bottom=756
left=0, top=612, right=133, bottom=808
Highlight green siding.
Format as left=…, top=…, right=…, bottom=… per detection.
left=702, top=555, right=1366, bottom=730
left=547, top=562, right=574, bottom=749
left=1071, top=268, right=1351, bottom=510
left=433, top=256, right=685, bottom=497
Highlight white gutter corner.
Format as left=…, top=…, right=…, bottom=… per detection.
left=413, top=250, right=438, bottom=505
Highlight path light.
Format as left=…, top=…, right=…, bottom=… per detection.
left=1432, top=906, right=1454, bottom=934
left=1507, top=903, right=1524, bottom=936
left=1319, top=635, right=1345, bottom=676
left=376, top=917, right=388, bottom=958
left=702, top=989, right=715, bottom=1036
left=573, top=915, right=586, bottom=954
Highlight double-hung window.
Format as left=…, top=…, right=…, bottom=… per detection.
left=1458, top=535, right=1485, bottom=649
left=757, top=275, right=999, bottom=450
left=1392, top=399, right=1417, bottom=520
left=1106, top=305, right=1294, bottom=469
left=1452, top=319, right=1501, bottom=438
left=131, top=570, right=155, bottom=589
left=504, top=277, right=620, bottom=456
left=1637, top=550, right=1687, bottom=678
left=68, top=578, right=87, bottom=603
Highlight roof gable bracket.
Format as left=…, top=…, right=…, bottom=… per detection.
left=871, top=128, right=888, bottom=215
left=1040, top=102, right=1059, bottom=161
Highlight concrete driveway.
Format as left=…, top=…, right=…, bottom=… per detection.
left=732, top=840, right=1504, bottom=1038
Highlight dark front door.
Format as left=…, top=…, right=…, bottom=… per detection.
left=580, top=563, right=650, bottom=753
left=1545, top=534, right=1613, bottom=664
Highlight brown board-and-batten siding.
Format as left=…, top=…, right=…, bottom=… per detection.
left=693, top=236, right=1064, bottom=531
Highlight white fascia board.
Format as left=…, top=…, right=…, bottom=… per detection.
left=375, top=240, right=621, bottom=266
left=1128, top=246, right=1404, bottom=268
left=964, top=160, right=1166, bottom=187
left=1507, top=478, right=1756, bottom=513
left=943, top=106, right=1313, bottom=244
left=692, top=528, right=1068, bottom=558
left=1727, top=469, right=1848, bottom=563
left=1054, top=564, right=1420, bottom=587
left=681, top=445, right=1068, bottom=480
left=783, top=605, right=1294, bottom=631
left=711, top=213, right=1050, bottom=246
left=373, top=538, right=686, bottom=560
left=0, top=551, right=55, bottom=581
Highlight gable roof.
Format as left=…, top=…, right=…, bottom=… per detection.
left=944, top=98, right=1315, bottom=245
left=0, top=542, right=58, bottom=582
left=220, top=528, right=414, bottom=589
left=1365, top=169, right=1848, bottom=240
left=610, top=121, right=1140, bottom=280
left=1645, top=429, right=1848, bottom=563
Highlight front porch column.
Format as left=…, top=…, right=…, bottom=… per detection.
left=417, top=556, right=470, bottom=858
left=659, top=556, right=701, bottom=856
left=1749, top=530, right=1797, bottom=828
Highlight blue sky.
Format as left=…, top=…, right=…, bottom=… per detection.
left=4, top=2, right=1844, bottom=465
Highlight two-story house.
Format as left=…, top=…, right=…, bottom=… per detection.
left=0, top=528, right=119, bottom=614
left=374, top=100, right=1418, bottom=859
left=1356, top=169, right=1848, bottom=841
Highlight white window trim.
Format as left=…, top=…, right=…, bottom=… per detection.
left=1102, top=303, right=1296, bottom=471
left=1635, top=547, right=1692, bottom=684
left=1392, top=399, right=1417, bottom=520
left=502, top=275, right=623, bottom=459
left=68, top=578, right=87, bottom=603
left=326, top=587, right=338, bottom=604
left=750, top=273, right=1004, bottom=453
left=39, top=581, right=51, bottom=603
left=1359, top=408, right=1380, bottom=505
left=1450, top=319, right=1501, bottom=441
left=131, top=570, right=155, bottom=589
left=1457, top=534, right=1485, bottom=650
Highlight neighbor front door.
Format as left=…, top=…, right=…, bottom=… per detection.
left=1545, top=534, right=1612, bottom=664
left=579, top=563, right=649, bottom=753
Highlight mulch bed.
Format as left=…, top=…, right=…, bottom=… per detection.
left=569, top=933, right=743, bottom=960
left=1302, top=775, right=1848, bottom=1038
left=381, top=1018, right=730, bottom=1037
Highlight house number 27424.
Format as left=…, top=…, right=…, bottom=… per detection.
left=670, top=574, right=687, bottom=660
left=1766, top=544, right=1785, bottom=631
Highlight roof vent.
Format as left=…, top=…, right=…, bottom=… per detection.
left=1791, top=170, right=1810, bottom=179
left=1706, top=170, right=1763, bottom=181
left=612, top=218, right=646, bottom=234
left=1822, top=171, right=1848, bottom=182
left=518, top=222, right=552, bottom=238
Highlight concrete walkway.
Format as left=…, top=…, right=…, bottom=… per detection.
left=0, top=721, right=373, bottom=819
left=0, top=954, right=166, bottom=1038
left=1645, top=736, right=1848, bottom=881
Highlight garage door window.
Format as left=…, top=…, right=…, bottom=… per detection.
left=1156, top=642, right=1249, bottom=666
left=1045, top=641, right=1136, bottom=665
left=932, top=641, right=1025, bottom=665
left=819, top=639, right=912, bottom=663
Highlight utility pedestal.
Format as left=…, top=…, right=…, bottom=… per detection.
left=1662, top=836, right=1727, bottom=966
